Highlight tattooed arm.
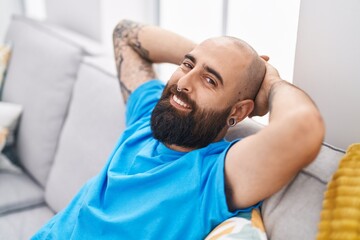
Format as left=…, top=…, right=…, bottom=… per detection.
left=113, top=20, right=195, bottom=103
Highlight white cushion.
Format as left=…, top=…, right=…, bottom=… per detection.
left=45, top=58, right=125, bottom=212
left=2, top=16, right=87, bottom=186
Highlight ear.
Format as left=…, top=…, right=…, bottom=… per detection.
left=228, top=99, right=254, bottom=123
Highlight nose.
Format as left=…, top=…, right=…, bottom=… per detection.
left=177, top=71, right=196, bottom=93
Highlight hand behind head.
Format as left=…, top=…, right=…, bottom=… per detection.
left=249, top=60, right=282, bottom=117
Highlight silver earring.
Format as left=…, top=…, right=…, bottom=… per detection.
left=177, top=86, right=182, bottom=92
left=228, top=118, right=237, bottom=127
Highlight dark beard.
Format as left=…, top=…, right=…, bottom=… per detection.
left=150, top=84, right=232, bottom=149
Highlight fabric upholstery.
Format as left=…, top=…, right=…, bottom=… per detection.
left=45, top=58, right=125, bottom=212
left=317, top=143, right=360, bottom=239
left=0, top=205, right=54, bottom=240
left=262, top=143, right=344, bottom=240
left=2, top=16, right=84, bottom=186
left=225, top=118, right=264, bottom=141
left=0, top=153, right=44, bottom=215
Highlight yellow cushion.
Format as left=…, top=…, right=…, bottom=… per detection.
left=317, top=143, right=360, bottom=240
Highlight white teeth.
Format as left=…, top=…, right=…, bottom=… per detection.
left=173, top=95, right=190, bottom=108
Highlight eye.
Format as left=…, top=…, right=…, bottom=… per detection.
left=205, top=77, right=216, bottom=86
left=182, top=61, right=193, bottom=69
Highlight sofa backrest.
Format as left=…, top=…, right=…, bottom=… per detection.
left=2, top=16, right=102, bottom=187
left=262, top=143, right=344, bottom=240
left=44, top=57, right=125, bottom=212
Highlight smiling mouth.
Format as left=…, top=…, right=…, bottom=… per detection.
left=170, top=94, right=191, bottom=110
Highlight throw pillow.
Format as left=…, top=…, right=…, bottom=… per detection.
left=205, top=208, right=268, bottom=240
left=317, top=143, right=360, bottom=239
left=0, top=43, right=12, bottom=99
left=0, top=102, right=23, bottom=147
left=0, top=127, right=8, bottom=152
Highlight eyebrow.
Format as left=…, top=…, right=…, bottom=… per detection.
left=184, top=54, right=196, bottom=63
left=204, top=65, right=224, bottom=86
left=184, top=54, right=224, bottom=86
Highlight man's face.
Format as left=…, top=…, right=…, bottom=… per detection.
left=151, top=83, right=232, bottom=149
left=151, top=38, right=252, bottom=149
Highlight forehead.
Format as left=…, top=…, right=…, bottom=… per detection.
left=189, top=38, right=253, bottom=85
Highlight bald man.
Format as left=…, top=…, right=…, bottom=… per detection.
left=32, top=20, right=324, bottom=240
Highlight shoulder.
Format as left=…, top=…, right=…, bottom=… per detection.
left=125, top=80, right=164, bottom=127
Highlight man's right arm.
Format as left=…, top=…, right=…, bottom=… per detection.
left=224, top=62, right=325, bottom=210
left=113, top=20, right=196, bottom=103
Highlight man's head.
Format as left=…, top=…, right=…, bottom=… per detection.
left=151, top=36, right=266, bottom=150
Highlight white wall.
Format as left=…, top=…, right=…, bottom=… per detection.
left=293, top=0, right=360, bottom=150
left=23, top=0, right=46, bottom=20
left=0, top=0, right=23, bottom=42
left=158, top=0, right=224, bottom=81
left=227, top=0, right=300, bottom=83
left=46, top=0, right=158, bottom=53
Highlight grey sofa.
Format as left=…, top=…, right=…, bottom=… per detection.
left=0, top=16, right=345, bottom=240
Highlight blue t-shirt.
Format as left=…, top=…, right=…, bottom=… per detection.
left=32, top=80, right=257, bottom=240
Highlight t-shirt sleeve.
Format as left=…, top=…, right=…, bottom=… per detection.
left=200, top=141, right=262, bottom=227
left=125, top=80, right=165, bottom=127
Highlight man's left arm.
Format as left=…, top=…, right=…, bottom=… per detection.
left=224, top=62, right=325, bottom=210
left=113, top=20, right=195, bottom=103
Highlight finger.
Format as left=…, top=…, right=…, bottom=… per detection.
left=260, top=55, right=270, bottom=61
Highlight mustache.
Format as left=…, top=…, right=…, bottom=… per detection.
left=165, top=84, right=198, bottom=111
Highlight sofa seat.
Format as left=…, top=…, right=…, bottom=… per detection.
left=0, top=205, right=54, bottom=239
left=0, top=154, right=44, bottom=215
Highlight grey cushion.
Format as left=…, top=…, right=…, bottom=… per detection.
left=45, top=57, right=125, bottom=212
left=2, top=16, right=85, bottom=186
left=225, top=117, right=264, bottom=141
left=0, top=205, right=54, bottom=240
left=262, top=143, right=344, bottom=240
left=0, top=154, right=44, bottom=215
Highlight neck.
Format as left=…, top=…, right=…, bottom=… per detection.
left=165, top=143, right=194, bottom=153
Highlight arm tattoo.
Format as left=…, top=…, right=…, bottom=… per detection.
left=113, top=20, right=151, bottom=61
left=113, top=20, right=155, bottom=103
left=117, top=54, right=131, bottom=102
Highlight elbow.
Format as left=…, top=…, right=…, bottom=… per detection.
left=309, top=108, right=325, bottom=145
left=296, top=108, right=326, bottom=164
left=113, top=19, right=133, bottom=42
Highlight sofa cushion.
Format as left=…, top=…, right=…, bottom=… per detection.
left=262, top=143, right=344, bottom=240
left=0, top=205, right=54, bottom=240
left=45, top=57, right=125, bottom=212
left=1, top=16, right=89, bottom=186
